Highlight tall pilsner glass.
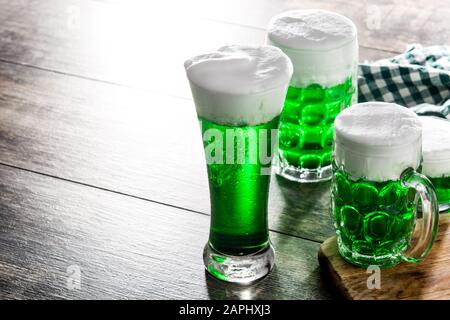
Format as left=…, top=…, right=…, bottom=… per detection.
left=184, top=45, right=293, bottom=283
left=267, top=10, right=358, bottom=183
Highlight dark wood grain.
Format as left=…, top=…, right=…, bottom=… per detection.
left=318, top=214, right=450, bottom=300
left=0, top=61, right=334, bottom=242
left=0, top=164, right=332, bottom=299
left=0, top=0, right=407, bottom=100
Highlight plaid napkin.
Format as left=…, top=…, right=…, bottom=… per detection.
left=358, top=44, right=450, bottom=119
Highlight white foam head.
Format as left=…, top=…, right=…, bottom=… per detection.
left=266, top=10, right=358, bottom=88
left=184, top=45, right=293, bottom=126
left=420, top=116, right=450, bottom=178
left=334, top=102, right=422, bottom=182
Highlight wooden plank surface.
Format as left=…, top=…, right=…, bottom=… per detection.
left=0, top=0, right=415, bottom=100
left=0, top=164, right=332, bottom=299
left=188, top=0, right=450, bottom=53
left=318, top=214, right=450, bottom=300
left=0, top=61, right=334, bottom=242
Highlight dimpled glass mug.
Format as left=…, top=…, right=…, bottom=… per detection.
left=420, top=116, right=450, bottom=212
left=331, top=102, right=439, bottom=267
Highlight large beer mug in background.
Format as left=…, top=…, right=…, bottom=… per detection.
left=332, top=102, right=439, bottom=267
left=185, top=45, right=293, bottom=283
left=267, top=10, right=358, bottom=183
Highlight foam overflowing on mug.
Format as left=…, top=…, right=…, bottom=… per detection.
left=334, top=102, right=422, bottom=182
left=266, top=10, right=358, bottom=88
left=184, top=45, right=293, bottom=126
left=420, top=116, right=450, bottom=178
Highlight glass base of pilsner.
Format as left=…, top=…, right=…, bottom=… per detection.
left=203, top=243, right=275, bottom=284
left=337, top=236, right=402, bottom=268
left=274, top=156, right=332, bottom=183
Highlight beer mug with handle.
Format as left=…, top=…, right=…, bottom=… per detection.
left=331, top=102, right=439, bottom=267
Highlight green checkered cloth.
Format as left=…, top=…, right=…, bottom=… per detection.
left=358, top=44, right=450, bottom=119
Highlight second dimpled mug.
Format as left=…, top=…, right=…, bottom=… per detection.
left=267, top=9, right=358, bottom=183
left=420, top=116, right=450, bottom=212
left=331, top=102, right=439, bottom=267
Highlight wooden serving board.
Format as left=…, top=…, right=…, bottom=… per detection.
left=318, top=214, right=450, bottom=300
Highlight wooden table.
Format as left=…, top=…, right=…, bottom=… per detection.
left=0, top=0, right=448, bottom=300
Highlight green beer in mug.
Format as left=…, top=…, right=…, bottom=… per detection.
left=267, top=10, right=358, bottom=182
left=185, top=45, right=293, bottom=283
left=420, top=116, right=450, bottom=212
left=332, top=102, right=439, bottom=267
left=430, top=177, right=450, bottom=209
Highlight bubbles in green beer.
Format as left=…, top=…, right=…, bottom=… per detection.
left=321, top=151, right=332, bottom=167
left=278, top=77, right=355, bottom=171
left=200, top=116, right=279, bottom=256
left=283, top=149, right=301, bottom=167
left=334, top=171, right=353, bottom=203
left=363, top=211, right=391, bottom=242
left=325, top=82, right=346, bottom=101
left=340, top=205, right=362, bottom=239
left=332, top=167, right=416, bottom=267
left=321, top=127, right=334, bottom=149
left=279, top=123, right=299, bottom=149
left=300, top=83, right=325, bottom=103
left=379, top=182, right=408, bottom=213
left=429, top=176, right=450, bottom=206
left=300, top=154, right=321, bottom=169
left=286, top=85, right=300, bottom=101
left=352, top=183, right=378, bottom=212
left=301, top=104, right=325, bottom=126
left=281, top=100, right=300, bottom=123
left=325, top=101, right=342, bottom=124
left=301, top=125, right=322, bottom=150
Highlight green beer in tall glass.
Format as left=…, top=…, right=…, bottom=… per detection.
left=420, top=116, right=450, bottom=212
left=200, top=116, right=279, bottom=256
left=185, top=45, right=293, bottom=283
left=332, top=102, right=439, bottom=267
left=267, top=10, right=358, bottom=182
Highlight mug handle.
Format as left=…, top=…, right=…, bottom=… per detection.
left=400, top=168, right=439, bottom=263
